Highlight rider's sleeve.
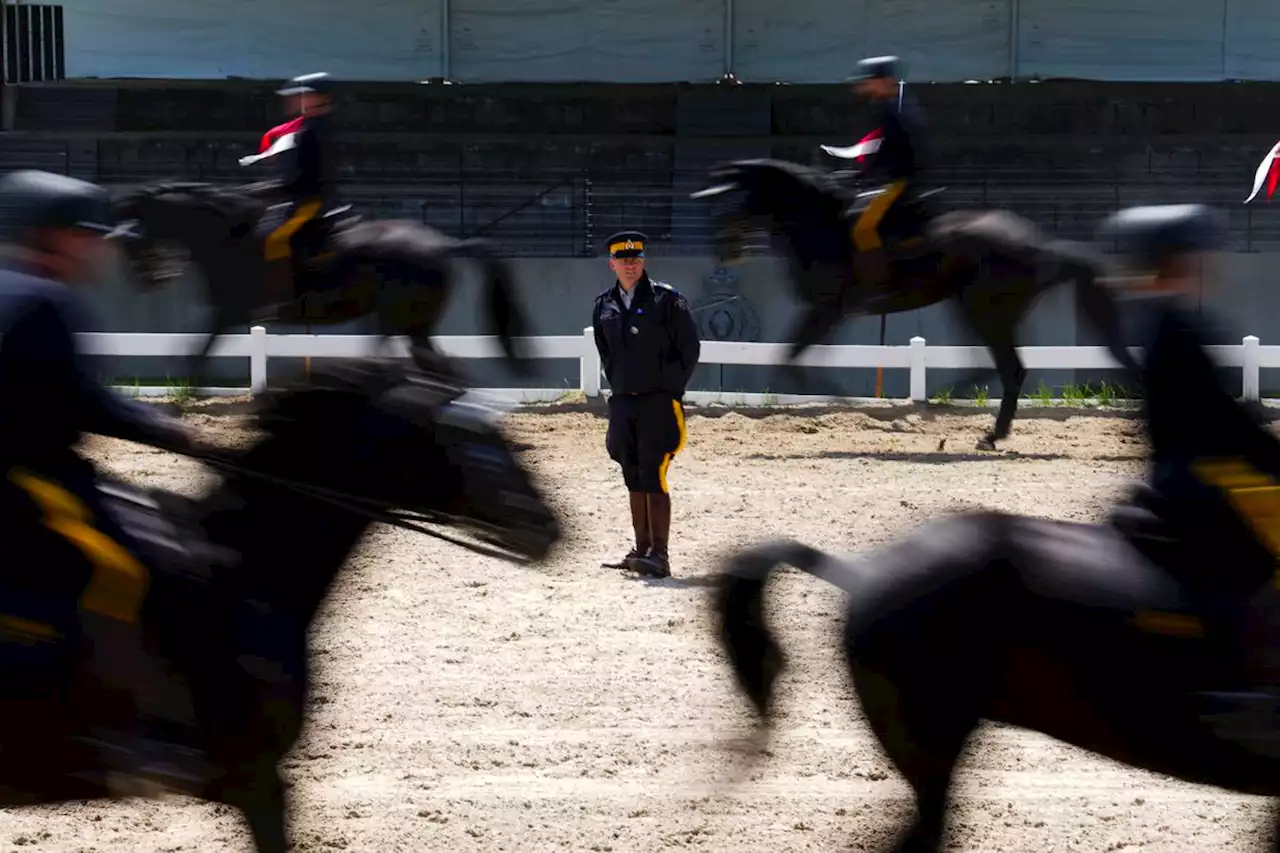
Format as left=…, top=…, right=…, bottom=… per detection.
left=11, top=293, right=186, bottom=447
left=592, top=297, right=612, bottom=382
left=668, top=293, right=701, bottom=394
left=281, top=125, right=316, bottom=196
left=1152, top=313, right=1280, bottom=477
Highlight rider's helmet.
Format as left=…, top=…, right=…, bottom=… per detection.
left=0, top=170, right=115, bottom=245
left=277, top=72, right=332, bottom=98
left=849, top=55, right=902, bottom=82
left=1098, top=204, right=1227, bottom=271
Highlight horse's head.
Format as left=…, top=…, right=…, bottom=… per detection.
left=234, top=359, right=562, bottom=566
left=692, top=159, right=848, bottom=262
left=111, top=181, right=265, bottom=290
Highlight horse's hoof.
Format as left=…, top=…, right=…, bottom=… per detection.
left=975, top=437, right=997, bottom=452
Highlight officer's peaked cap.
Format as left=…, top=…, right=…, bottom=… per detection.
left=606, top=230, right=648, bottom=258
left=0, top=170, right=115, bottom=243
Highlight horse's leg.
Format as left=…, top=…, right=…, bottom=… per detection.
left=851, top=658, right=978, bottom=853
left=979, top=334, right=1026, bottom=451
left=184, top=331, right=221, bottom=395
left=1075, top=271, right=1142, bottom=387
left=953, top=262, right=1029, bottom=450
left=185, top=299, right=255, bottom=394
left=229, top=761, right=289, bottom=853
left=776, top=301, right=847, bottom=396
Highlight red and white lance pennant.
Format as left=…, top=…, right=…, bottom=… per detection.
left=1245, top=139, right=1280, bottom=204
left=820, top=83, right=903, bottom=163
left=239, top=116, right=304, bottom=167
left=820, top=128, right=883, bottom=162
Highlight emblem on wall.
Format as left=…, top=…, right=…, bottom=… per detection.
left=691, top=266, right=760, bottom=342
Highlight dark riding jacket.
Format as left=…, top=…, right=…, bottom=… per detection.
left=863, top=94, right=926, bottom=186
left=278, top=112, right=338, bottom=208
left=0, top=262, right=184, bottom=485
left=1118, top=296, right=1280, bottom=591
left=592, top=273, right=700, bottom=400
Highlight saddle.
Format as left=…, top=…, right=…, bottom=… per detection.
left=845, top=185, right=945, bottom=258
left=257, top=202, right=360, bottom=306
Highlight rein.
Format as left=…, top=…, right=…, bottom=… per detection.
left=183, top=445, right=540, bottom=565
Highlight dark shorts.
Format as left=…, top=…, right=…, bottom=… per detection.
left=605, top=394, right=686, bottom=494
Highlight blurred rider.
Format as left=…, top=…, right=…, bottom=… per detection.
left=0, top=169, right=201, bottom=785
left=260, top=72, right=339, bottom=307
left=1101, top=204, right=1280, bottom=692
left=848, top=55, right=928, bottom=290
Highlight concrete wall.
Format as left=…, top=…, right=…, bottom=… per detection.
left=84, top=250, right=1280, bottom=398
left=41, top=0, right=1280, bottom=83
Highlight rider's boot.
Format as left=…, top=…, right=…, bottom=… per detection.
left=80, top=613, right=205, bottom=792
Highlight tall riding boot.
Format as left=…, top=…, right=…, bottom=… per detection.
left=638, top=493, right=672, bottom=579
left=602, top=493, right=652, bottom=570
left=81, top=614, right=202, bottom=791
left=628, top=492, right=651, bottom=559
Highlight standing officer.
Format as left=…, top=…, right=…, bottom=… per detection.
left=0, top=169, right=202, bottom=784
left=593, top=231, right=700, bottom=579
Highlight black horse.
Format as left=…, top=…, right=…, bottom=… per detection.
left=110, top=181, right=534, bottom=389
left=693, top=159, right=1140, bottom=449
left=0, top=359, right=560, bottom=852
left=715, top=514, right=1280, bottom=852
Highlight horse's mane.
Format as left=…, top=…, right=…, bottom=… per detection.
left=116, top=180, right=265, bottom=223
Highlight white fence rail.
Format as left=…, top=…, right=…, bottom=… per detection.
left=84, top=326, right=1271, bottom=404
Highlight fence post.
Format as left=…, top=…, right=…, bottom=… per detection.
left=581, top=326, right=601, bottom=396
left=250, top=325, right=268, bottom=395
left=909, top=336, right=927, bottom=401
left=1243, top=335, right=1260, bottom=402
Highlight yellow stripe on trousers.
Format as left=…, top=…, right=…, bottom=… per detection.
left=852, top=180, right=907, bottom=251
left=8, top=470, right=149, bottom=624
left=264, top=200, right=322, bottom=262
left=657, top=400, right=688, bottom=495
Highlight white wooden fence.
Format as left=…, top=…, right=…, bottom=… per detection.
left=83, top=325, right=1271, bottom=404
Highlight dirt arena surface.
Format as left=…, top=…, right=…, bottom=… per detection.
left=4, top=404, right=1277, bottom=851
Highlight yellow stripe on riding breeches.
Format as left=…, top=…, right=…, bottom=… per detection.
left=853, top=180, right=908, bottom=252
left=7, top=469, right=149, bottom=624
left=1192, top=458, right=1280, bottom=580
left=264, top=200, right=323, bottom=262
left=656, top=400, right=688, bottom=495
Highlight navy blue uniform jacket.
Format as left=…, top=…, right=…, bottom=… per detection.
left=1133, top=296, right=1280, bottom=589
left=864, top=94, right=926, bottom=184
left=279, top=113, right=337, bottom=206
left=0, top=265, right=182, bottom=484
left=592, top=274, right=700, bottom=399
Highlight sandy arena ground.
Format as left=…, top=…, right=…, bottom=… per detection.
left=3, top=404, right=1278, bottom=852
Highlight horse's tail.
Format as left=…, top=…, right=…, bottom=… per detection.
left=452, top=238, right=535, bottom=377
left=1041, top=238, right=1142, bottom=380
left=714, top=538, right=856, bottom=721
